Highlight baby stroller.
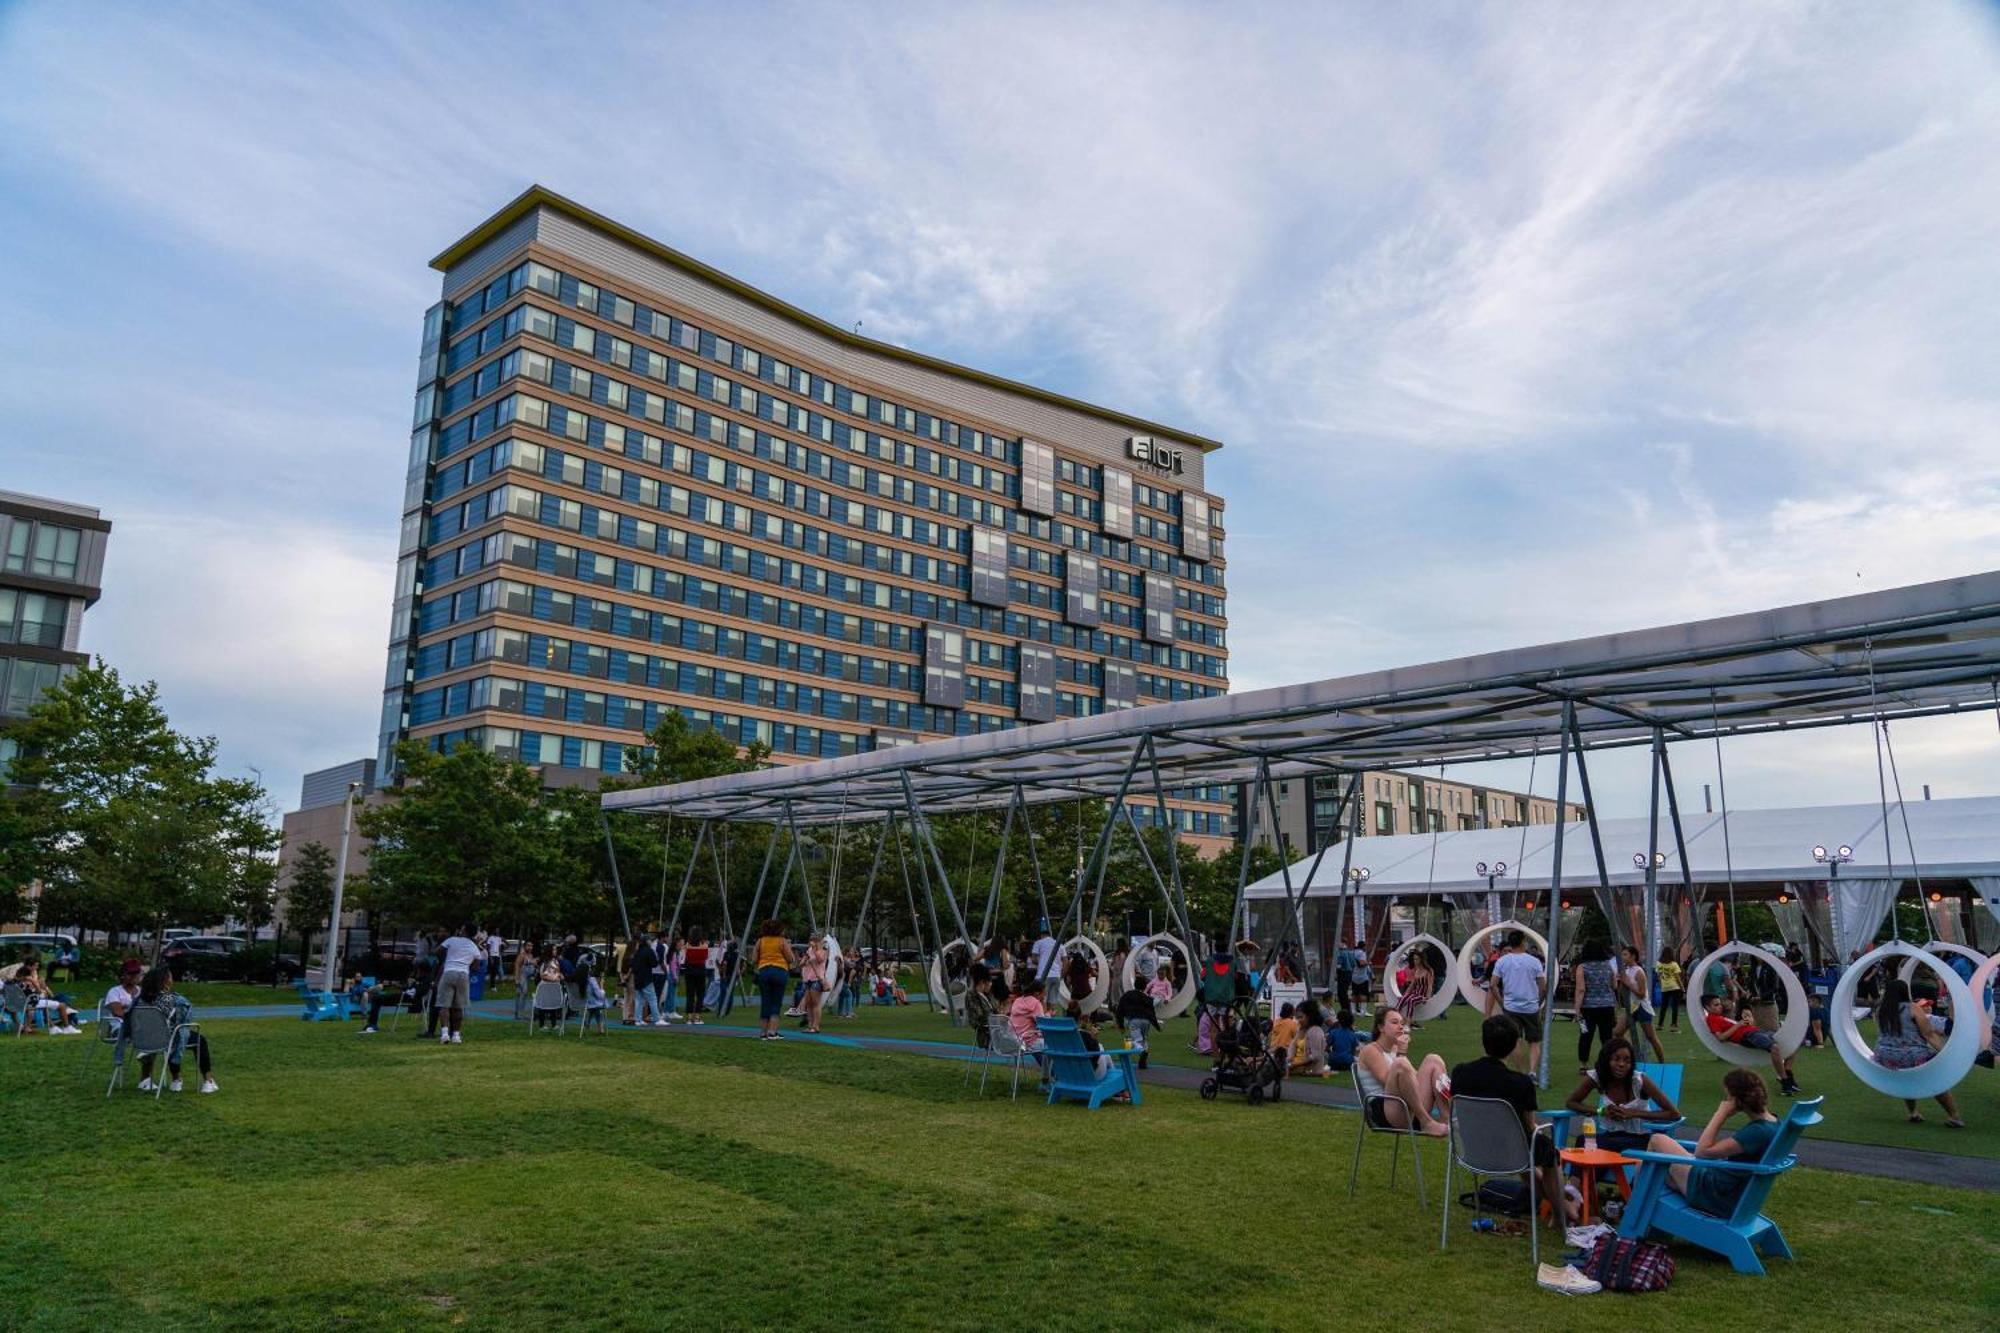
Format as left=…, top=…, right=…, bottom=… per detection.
left=1197, top=953, right=1285, bottom=1105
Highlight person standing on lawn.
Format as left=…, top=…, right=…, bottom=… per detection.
left=434, top=924, right=481, bottom=1046
left=1486, top=931, right=1546, bottom=1075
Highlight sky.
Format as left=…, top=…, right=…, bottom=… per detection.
left=2, top=2, right=1998, bottom=827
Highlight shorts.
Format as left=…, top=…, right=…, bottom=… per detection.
left=1532, top=1133, right=1557, bottom=1169
left=435, top=971, right=472, bottom=1010
left=804, top=979, right=824, bottom=993
left=1505, top=1011, right=1542, bottom=1044
left=1628, top=1007, right=1656, bottom=1026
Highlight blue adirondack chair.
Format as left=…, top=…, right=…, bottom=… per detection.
left=1034, top=1017, right=1142, bottom=1109
left=296, top=981, right=345, bottom=1021
left=1616, top=1096, right=1822, bottom=1275
left=1545, top=1061, right=1685, bottom=1150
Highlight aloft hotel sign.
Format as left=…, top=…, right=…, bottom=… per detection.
left=1126, top=436, right=1184, bottom=476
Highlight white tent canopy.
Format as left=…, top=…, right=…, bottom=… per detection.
left=1240, top=795, right=2000, bottom=899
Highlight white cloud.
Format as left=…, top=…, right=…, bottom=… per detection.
left=2, top=3, right=1997, bottom=817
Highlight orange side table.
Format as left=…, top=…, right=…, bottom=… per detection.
left=1558, top=1147, right=1637, bottom=1223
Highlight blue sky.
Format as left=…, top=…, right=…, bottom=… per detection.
left=3, top=3, right=1999, bottom=823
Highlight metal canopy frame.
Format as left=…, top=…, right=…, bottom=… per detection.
left=605, top=570, right=2000, bottom=824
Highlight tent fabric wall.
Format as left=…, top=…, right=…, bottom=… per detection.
left=1831, top=879, right=1899, bottom=961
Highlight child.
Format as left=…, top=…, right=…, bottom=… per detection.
left=964, top=964, right=998, bottom=1048
left=1145, top=968, right=1174, bottom=1007
left=1268, top=1001, right=1301, bottom=1064
left=583, top=972, right=609, bottom=1033
left=1325, top=1009, right=1361, bottom=1072
left=1702, top=994, right=1798, bottom=1093
left=1114, top=982, right=1161, bottom=1069
left=1008, top=978, right=1049, bottom=1054
left=1067, top=1000, right=1111, bottom=1078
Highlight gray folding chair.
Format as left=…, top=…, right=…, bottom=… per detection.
left=388, top=984, right=430, bottom=1034
left=112, top=1005, right=182, bottom=1101
left=1440, top=1094, right=1548, bottom=1270
left=1, top=982, right=34, bottom=1037
left=1348, top=1064, right=1429, bottom=1206
left=531, top=980, right=568, bottom=1035
left=80, top=1001, right=122, bottom=1080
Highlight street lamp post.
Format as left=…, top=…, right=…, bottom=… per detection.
left=1474, top=860, right=1508, bottom=925
left=1812, top=843, right=1854, bottom=961
left=323, top=780, right=361, bottom=993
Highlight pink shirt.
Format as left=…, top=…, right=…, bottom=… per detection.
left=1145, top=977, right=1173, bottom=1003
left=1008, top=995, right=1046, bottom=1043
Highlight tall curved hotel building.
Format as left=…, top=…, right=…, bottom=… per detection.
left=383, top=189, right=1232, bottom=841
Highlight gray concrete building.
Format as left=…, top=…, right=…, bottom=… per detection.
left=0, top=490, right=111, bottom=776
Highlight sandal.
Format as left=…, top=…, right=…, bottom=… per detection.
left=1909, top=1113, right=1925, bottom=1124
left=1944, top=1119, right=1965, bottom=1129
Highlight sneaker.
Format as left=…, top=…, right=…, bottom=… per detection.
left=170, top=1079, right=183, bottom=1093
left=439, top=1032, right=451, bottom=1045
left=1537, top=1263, right=1602, bottom=1296
left=451, top=1032, right=463, bottom=1044
left=769, top=1032, right=785, bottom=1041
left=137, top=1078, right=155, bottom=1092
left=360, top=1026, right=378, bottom=1034
left=199, top=1079, right=219, bottom=1094
left=652, top=1018, right=670, bottom=1027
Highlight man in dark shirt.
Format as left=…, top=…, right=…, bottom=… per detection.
left=1450, top=1016, right=1576, bottom=1233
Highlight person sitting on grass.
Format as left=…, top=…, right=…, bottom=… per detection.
left=133, top=966, right=217, bottom=1094
left=1871, top=978, right=1965, bottom=1128
left=1291, top=1000, right=1329, bottom=1076
left=1563, top=1037, right=1681, bottom=1152
left=1642, top=1068, right=1781, bottom=1216
left=964, top=963, right=999, bottom=1049
left=1008, top=977, right=1049, bottom=1056
left=1268, top=1001, right=1301, bottom=1065
left=1701, top=994, right=1799, bottom=1094
left=1356, top=1007, right=1450, bottom=1137
left=1113, top=978, right=1161, bottom=1070
left=1449, top=1016, right=1581, bottom=1231
left=1324, top=1008, right=1361, bottom=1073
left=15, top=958, right=80, bottom=1033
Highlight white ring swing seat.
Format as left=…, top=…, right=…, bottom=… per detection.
left=1456, top=921, right=1548, bottom=1014
left=1967, top=952, right=2000, bottom=1053
left=820, top=932, right=842, bottom=1010
left=926, top=938, right=976, bottom=1007
left=1052, top=936, right=1111, bottom=1012
left=1119, top=934, right=1198, bottom=1019
left=1685, top=942, right=1809, bottom=1069
left=1895, top=940, right=1987, bottom=990
left=1832, top=941, right=1983, bottom=1099
left=1381, top=933, right=1461, bottom=1022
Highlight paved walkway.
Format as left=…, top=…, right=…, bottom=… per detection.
left=202, top=999, right=2000, bottom=1192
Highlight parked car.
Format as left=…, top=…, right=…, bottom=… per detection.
left=160, top=935, right=249, bottom=981
left=0, top=932, right=80, bottom=978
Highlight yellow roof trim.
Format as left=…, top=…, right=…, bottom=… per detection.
left=431, top=185, right=1224, bottom=455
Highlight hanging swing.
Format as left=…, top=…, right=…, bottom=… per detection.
left=1966, top=951, right=2000, bottom=1053
left=1119, top=934, right=1198, bottom=1019
left=1686, top=942, right=1811, bottom=1068
left=1383, top=767, right=1460, bottom=1021
left=1832, top=942, right=1983, bottom=1098
left=926, top=937, right=977, bottom=1007
left=1457, top=921, right=1549, bottom=1010
left=1828, top=680, right=1984, bottom=1099
left=1052, top=935, right=1111, bottom=1012
left=1687, top=693, right=1812, bottom=1070
left=816, top=786, right=852, bottom=1008
left=1893, top=941, right=1986, bottom=990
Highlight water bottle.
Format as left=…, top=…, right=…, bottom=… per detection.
left=1582, top=1116, right=1597, bottom=1151
left=1471, top=1217, right=1496, bottom=1233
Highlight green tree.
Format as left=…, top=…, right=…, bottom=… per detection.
left=283, top=840, right=337, bottom=972
left=7, top=661, right=278, bottom=946
left=355, top=740, right=565, bottom=932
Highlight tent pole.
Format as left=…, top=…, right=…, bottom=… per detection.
left=717, top=821, right=780, bottom=1018
left=599, top=813, right=633, bottom=943
left=1643, top=729, right=1665, bottom=993
left=1538, top=700, right=1575, bottom=1088
left=663, top=819, right=710, bottom=943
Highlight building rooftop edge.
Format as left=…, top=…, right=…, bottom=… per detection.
left=430, top=184, right=1225, bottom=458
left=0, top=490, right=104, bottom=521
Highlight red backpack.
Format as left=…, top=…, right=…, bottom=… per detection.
left=1581, top=1235, right=1675, bottom=1292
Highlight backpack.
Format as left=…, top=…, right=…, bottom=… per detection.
left=1459, top=1179, right=1530, bottom=1216
left=1580, top=1235, right=1676, bottom=1292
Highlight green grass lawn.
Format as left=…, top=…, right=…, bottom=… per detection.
left=5, top=1008, right=1998, bottom=1330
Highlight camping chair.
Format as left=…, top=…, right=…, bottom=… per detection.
left=1440, top=1095, right=1552, bottom=1271
left=1617, top=1097, right=1822, bottom=1275
left=531, top=980, right=568, bottom=1035
left=111, top=1005, right=183, bottom=1102
left=1034, top=1017, right=1141, bottom=1109
left=973, top=1015, right=1032, bottom=1099
left=1347, top=1062, right=1430, bottom=1207
left=0, top=982, right=34, bottom=1036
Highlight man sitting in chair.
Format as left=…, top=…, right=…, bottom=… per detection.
left=1449, top=1015, right=1581, bottom=1235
